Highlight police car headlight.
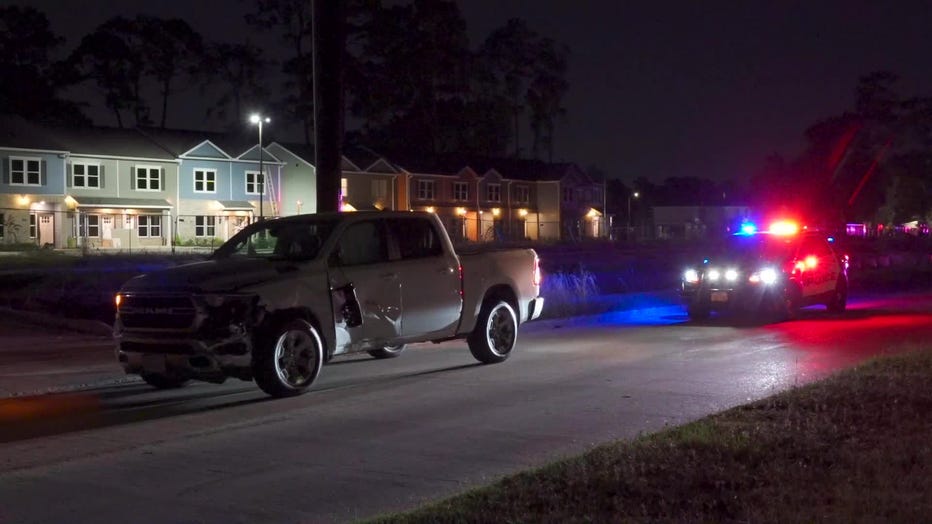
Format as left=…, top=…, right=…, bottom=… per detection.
left=759, top=268, right=778, bottom=285
left=684, top=269, right=699, bottom=284
left=707, top=269, right=721, bottom=281
left=725, top=268, right=738, bottom=281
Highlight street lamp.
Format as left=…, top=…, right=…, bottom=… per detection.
left=627, top=191, right=640, bottom=241
left=249, top=114, right=271, bottom=220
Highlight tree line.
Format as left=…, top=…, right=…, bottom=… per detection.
left=0, top=1, right=570, bottom=161
left=599, top=73, right=931, bottom=228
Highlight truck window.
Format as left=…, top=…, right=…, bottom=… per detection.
left=391, top=218, right=443, bottom=259
left=333, top=221, right=388, bottom=266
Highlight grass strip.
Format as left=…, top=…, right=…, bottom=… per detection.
left=367, top=344, right=932, bottom=523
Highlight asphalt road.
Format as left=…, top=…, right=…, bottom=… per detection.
left=1, top=293, right=931, bottom=523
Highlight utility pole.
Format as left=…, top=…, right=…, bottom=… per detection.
left=313, top=0, right=344, bottom=213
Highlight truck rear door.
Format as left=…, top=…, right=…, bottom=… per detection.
left=387, top=216, right=462, bottom=338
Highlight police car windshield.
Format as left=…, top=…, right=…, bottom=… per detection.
left=707, top=233, right=796, bottom=262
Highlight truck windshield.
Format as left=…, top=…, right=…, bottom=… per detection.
left=211, top=218, right=339, bottom=261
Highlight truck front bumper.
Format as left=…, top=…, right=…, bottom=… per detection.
left=115, top=331, right=254, bottom=383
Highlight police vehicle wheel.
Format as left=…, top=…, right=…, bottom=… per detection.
left=468, top=300, right=517, bottom=364
left=687, top=304, right=710, bottom=321
left=368, top=344, right=407, bottom=359
left=141, top=373, right=188, bottom=389
left=827, top=277, right=847, bottom=313
left=253, top=319, right=324, bottom=398
left=779, top=285, right=802, bottom=321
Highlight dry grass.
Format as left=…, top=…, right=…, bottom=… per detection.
left=539, top=267, right=600, bottom=318
left=366, top=345, right=932, bottom=523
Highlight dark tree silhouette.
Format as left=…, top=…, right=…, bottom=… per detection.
left=71, top=17, right=150, bottom=127
left=247, top=0, right=314, bottom=143
left=136, top=16, right=204, bottom=128
left=0, top=5, right=87, bottom=124
left=201, top=42, right=270, bottom=128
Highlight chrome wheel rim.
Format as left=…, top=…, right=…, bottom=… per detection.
left=486, top=305, right=516, bottom=357
left=274, top=328, right=320, bottom=388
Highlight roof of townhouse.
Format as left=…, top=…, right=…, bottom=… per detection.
left=379, top=150, right=586, bottom=182
left=136, top=126, right=259, bottom=158
left=0, top=114, right=69, bottom=152
left=43, top=125, right=176, bottom=160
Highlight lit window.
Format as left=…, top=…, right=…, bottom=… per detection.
left=194, top=169, right=216, bottom=193
left=73, top=162, right=100, bottom=188
left=10, top=157, right=41, bottom=186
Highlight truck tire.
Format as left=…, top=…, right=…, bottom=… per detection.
left=368, top=344, right=407, bottom=359
left=253, top=319, right=324, bottom=398
left=468, top=300, right=517, bottom=364
left=142, top=372, right=188, bottom=390
left=826, top=277, right=847, bottom=313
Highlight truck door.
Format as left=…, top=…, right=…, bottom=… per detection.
left=388, top=217, right=462, bottom=338
left=328, top=219, right=402, bottom=350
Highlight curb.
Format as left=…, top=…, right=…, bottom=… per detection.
left=0, top=307, right=113, bottom=337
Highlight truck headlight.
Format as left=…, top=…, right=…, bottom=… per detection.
left=725, top=268, right=738, bottom=281
left=707, top=269, right=721, bottom=282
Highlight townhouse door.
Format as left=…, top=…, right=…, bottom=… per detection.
left=38, top=214, right=54, bottom=246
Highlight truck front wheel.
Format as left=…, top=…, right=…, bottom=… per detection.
left=253, top=319, right=324, bottom=398
left=468, top=300, right=517, bottom=364
left=368, top=344, right=407, bottom=359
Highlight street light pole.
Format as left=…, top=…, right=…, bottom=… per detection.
left=250, top=114, right=271, bottom=221
left=627, top=191, right=639, bottom=241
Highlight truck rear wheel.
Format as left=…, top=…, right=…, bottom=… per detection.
left=468, top=300, right=517, bottom=364
left=253, top=319, right=324, bottom=398
left=368, top=344, right=407, bottom=359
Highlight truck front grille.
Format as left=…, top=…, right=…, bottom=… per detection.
left=119, top=294, right=197, bottom=330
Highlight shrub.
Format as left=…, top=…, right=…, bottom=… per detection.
left=540, top=266, right=599, bottom=318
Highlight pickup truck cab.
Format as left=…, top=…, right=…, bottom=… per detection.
left=114, top=211, right=544, bottom=397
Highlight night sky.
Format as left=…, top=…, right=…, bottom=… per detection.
left=26, top=0, right=932, bottom=182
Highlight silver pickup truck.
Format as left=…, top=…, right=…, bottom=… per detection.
left=114, top=211, right=544, bottom=397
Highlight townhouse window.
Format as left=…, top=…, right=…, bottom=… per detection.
left=417, top=179, right=435, bottom=200
left=29, top=213, right=36, bottom=238
left=487, top=183, right=501, bottom=203
left=194, top=169, right=216, bottom=193
left=0, top=213, right=4, bottom=238
left=72, top=162, right=100, bottom=188
left=514, top=185, right=530, bottom=204
left=195, top=216, right=216, bottom=237
left=371, top=179, right=388, bottom=202
left=79, top=214, right=100, bottom=237
left=562, top=187, right=574, bottom=202
left=340, top=177, right=349, bottom=202
left=10, top=157, right=41, bottom=186
left=245, top=171, right=264, bottom=194
left=135, top=166, right=161, bottom=191
left=137, top=215, right=162, bottom=237
left=453, top=182, right=469, bottom=201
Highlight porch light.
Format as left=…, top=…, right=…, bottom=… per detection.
left=518, top=208, right=528, bottom=217
left=492, top=208, right=501, bottom=217
left=456, top=207, right=467, bottom=216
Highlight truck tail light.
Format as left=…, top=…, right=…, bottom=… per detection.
left=533, top=257, right=542, bottom=287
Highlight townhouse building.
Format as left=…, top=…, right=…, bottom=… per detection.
left=2, top=116, right=606, bottom=249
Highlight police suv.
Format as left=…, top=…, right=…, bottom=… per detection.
left=681, top=221, right=848, bottom=321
